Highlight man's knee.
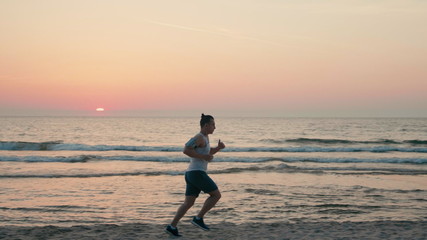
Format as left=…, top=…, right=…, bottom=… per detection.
left=183, top=197, right=196, bottom=208
left=210, top=190, right=221, bottom=200
left=216, top=191, right=222, bottom=199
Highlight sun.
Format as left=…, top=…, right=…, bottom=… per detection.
left=96, top=107, right=105, bottom=112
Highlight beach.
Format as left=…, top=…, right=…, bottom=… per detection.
left=1, top=117, right=426, bottom=239
left=1, top=170, right=426, bottom=239
left=1, top=221, right=426, bottom=239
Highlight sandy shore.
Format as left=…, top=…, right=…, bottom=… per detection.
left=1, top=221, right=426, bottom=240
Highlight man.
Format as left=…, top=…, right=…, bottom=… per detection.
left=165, top=114, right=225, bottom=237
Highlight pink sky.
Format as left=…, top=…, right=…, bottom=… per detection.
left=1, top=0, right=426, bottom=117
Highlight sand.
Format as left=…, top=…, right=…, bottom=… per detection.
left=1, top=221, right=426, bottom=240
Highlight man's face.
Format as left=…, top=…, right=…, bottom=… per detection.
left=205, top=120, right=216, bottom=134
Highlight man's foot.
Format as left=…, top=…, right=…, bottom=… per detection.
left=191, top=216, right=210, bottom=231
left=165, top=225, right=182, bottom=237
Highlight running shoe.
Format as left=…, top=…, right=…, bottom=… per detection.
left=165, top=225, right=182, bottom=237
left=191, top=217, right=210, bottom=231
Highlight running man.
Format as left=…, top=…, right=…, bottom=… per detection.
left=165, top=114, right=225, bottom=237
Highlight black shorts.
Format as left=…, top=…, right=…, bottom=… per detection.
left=185, top=171, right=218, bottom=197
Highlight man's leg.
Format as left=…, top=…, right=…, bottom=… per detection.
left=197, top=189, right=221, bottom=219
left=171, top=196, right=197, bottom=227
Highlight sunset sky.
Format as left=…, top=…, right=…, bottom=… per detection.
left=1, top=0, right=426, bottom=117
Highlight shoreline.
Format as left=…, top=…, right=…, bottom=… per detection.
left=1, top=221, right=426, bottom=240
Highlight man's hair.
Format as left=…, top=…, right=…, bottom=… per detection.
left=200, top=113, right=214, bottom=127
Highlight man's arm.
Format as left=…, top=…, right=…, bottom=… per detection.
left=210, top=139, right=225, bottom=155
left=183, top=135, right=213, bottom=161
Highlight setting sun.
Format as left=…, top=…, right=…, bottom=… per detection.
left=96, top=108, right=105, bottom=112
left=0, top=0, right=426, bottom=118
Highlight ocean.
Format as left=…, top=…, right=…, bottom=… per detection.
left=0, top=117, right=426, bottom=227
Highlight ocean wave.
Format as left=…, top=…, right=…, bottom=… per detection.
left=1, top=141, right=427, bottom=153
left=404, top=140, right=427, bottom=145
left=1, top=155, right=426, bottom=164
left=1, top=163, right=426, bottom=179
left=232, top=146, right=427, bottom=153
left=0, top=155, right=188, bottom=163
left=0, top=141, right=64, bottom=150
left=0, top=155, right=100, bottom=163
left=0, top=171, right=183, bottom=179
left=0, top=141, right=180, bottom=152
left=261, top=138, right=427, bottom=145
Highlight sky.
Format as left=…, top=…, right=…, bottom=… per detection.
left=1, top=0, right=426, bottom=117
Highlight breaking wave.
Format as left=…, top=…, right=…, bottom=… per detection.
left=0, top=155, right=426, bottom=164
left=1, top=141, right=426, bottom=153
left=261, top=138, right=427, bottom=145
left=1, top=162, right=426, bottom=179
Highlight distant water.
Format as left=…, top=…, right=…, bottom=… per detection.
left=1, top=117, right=426, bottom=226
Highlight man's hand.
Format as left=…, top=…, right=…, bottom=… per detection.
left=208, top=139, right=226, bottom=156
left=203, top=154, right=214, bottom=162
left=218, top=139, right=226, bottom=150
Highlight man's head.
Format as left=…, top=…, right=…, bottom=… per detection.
left=200, top=114, right=214, bottom=127
left=200, top=113, right=216, bottom=134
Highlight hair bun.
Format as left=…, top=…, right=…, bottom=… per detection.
left=199, top=113, right=214, bottom=127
